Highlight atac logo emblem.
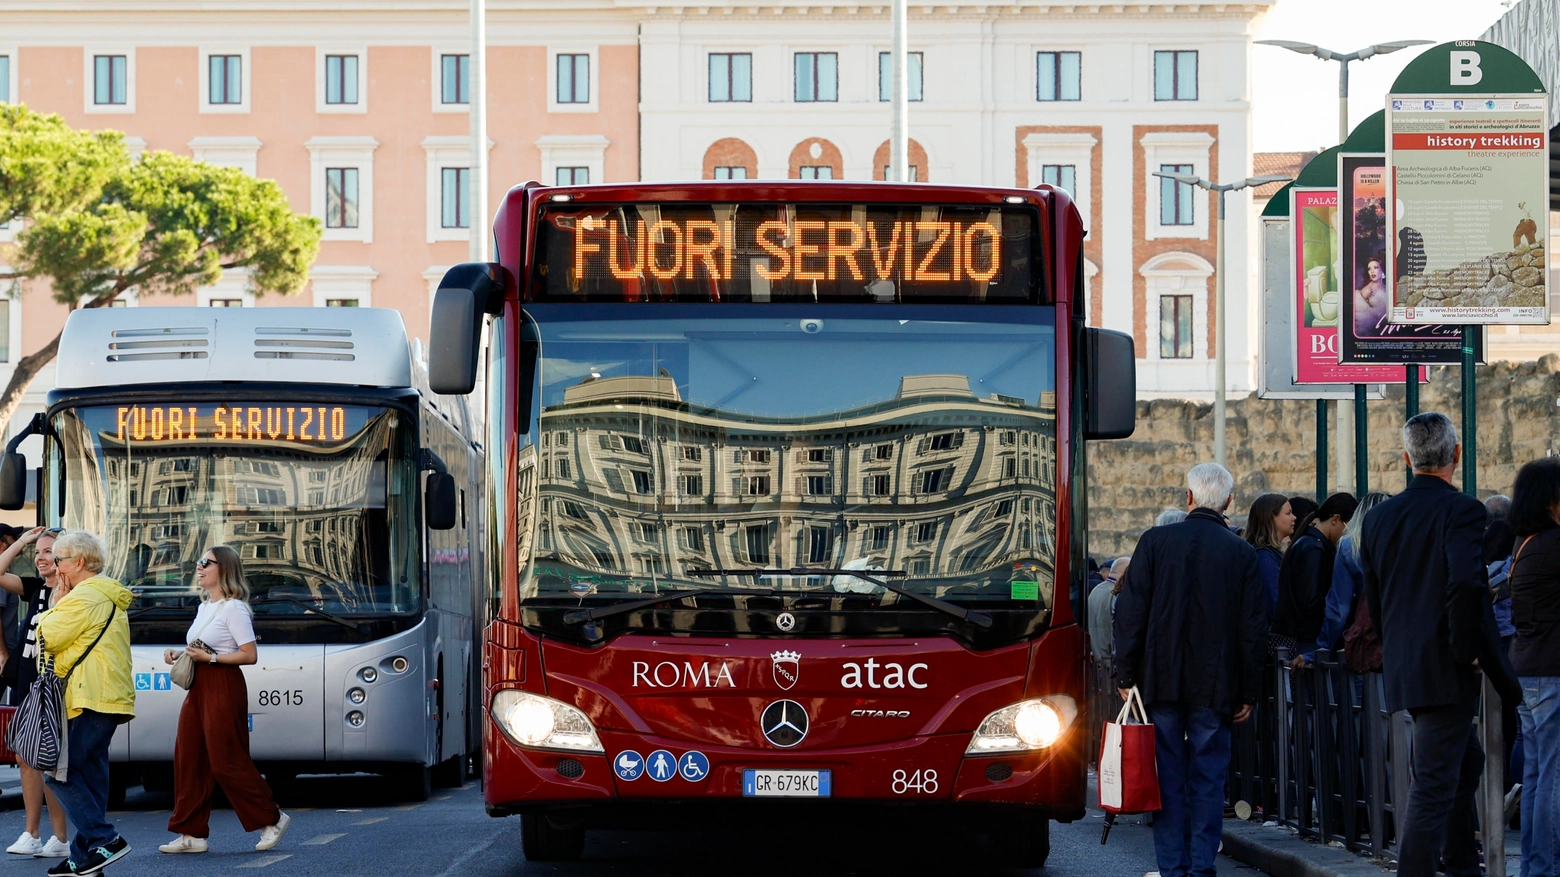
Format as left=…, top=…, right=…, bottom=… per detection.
left=771, top=650, right=800, bottom=690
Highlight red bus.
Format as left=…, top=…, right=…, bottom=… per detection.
left=429, top=181, right=1135, bottom=866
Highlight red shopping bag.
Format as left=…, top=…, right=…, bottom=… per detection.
left=1097, top=686, right=1159, bottom=814
left=0, top=705, right=16, bottom=766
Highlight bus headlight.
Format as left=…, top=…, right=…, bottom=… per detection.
left=966, top=695, right=1078, bottom=755
left=491, top=690, right=603, bottom=754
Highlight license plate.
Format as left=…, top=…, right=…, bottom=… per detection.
left=742, top=769, right=831, bottom=797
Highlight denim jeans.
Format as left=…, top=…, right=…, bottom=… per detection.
left=1520, top=677, right=1560, bottom=877
left=1149, top=703, right=1232, bottom=877
left=43, top=709, right=121, bottom=864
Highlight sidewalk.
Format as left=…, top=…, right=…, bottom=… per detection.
left=1221, top=818, right=1522, bottom=877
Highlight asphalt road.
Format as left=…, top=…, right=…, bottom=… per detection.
left=0, top=774, right=1267, bottom=877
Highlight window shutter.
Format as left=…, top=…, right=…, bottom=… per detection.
left=598, top=435, right=611, bottom=450
left=795, top=476, right=805, bottom=495
left=916, top=438, right=927, bottom=455
left=953, top=432, right=964, bottom=448
left=863, top=476, right=872, bottom=495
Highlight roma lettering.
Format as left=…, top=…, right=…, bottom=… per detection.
left=630, top=661, right=736, bottom=688
left=572, top=217, right=1000, bottom=284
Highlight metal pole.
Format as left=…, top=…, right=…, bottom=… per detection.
left=889, top=0, right=908, bottom=182
left=1316, top=399, right=1328, bottom=502
left=1215, top=189, right=1227, bottom=468
left=1405, top=364, right=1419, bottom=486
left=1354, top=383, right=1367, bottom=496
left=469, top=0, right=489, bottom=262
left=1462, top=343, right=1477, bottom=496
left=1335, top=58, right=1355, bottom=497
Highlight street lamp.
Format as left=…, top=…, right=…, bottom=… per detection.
left=1255, top=39, right=1430, bottom=493
left=1152, top=172, right=1292, bottom=467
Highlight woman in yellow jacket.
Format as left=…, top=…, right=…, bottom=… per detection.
left=36, top=530, right=135, bottom=877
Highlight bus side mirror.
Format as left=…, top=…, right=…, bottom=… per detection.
left=429, top=262, right=509, bottom=395
left=1083, top=327, right=1136, bottom=440
left=425, top=472, right=457, bottom=531
left=0, top=452, right=25, bottom=511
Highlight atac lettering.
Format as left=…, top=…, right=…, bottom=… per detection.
left=631, top=661, right=736, bottom=688
left=572, top=217, right=1001, bottom=284
left=839, top=659, right=928, bottom=690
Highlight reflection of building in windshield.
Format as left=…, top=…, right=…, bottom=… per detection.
left=526, top=372, right=1057, bottom=595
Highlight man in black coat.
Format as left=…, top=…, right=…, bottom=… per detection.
left=1114, top=462, right=1267, bottom=877
left=1360, top=412, right=1522, bottom=877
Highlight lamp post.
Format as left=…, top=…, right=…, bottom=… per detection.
left=469, top=0, right=489, bottom=262
left=1256, top=39, right=1431, bottom=493
left=888, top=0, right=909, bottom=181
left=1153, top=172, right=1292, bottom=467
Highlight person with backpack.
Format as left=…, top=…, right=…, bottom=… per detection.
left=36, top=529, right=135, bottom=876
left=1508, top=458, right=1560, bottom=875
left=158, top=546, right=289, bottom=855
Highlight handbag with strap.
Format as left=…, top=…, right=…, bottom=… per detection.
left=1341, top=588, right=1383, bottom=674
left=5, top=603, right=116, bottom=775
left=1098, top=686, right=1160, bottom=815
left=169, top=606, right=221, bottom=690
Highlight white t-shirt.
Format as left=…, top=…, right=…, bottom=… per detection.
left=186, top=599, right=256, bottom=655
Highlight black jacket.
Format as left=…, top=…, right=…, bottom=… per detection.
left=1273, top=526, right=1337, bottom=643
left=1113, top=507, right=1268, bottom=715
left=1360, top=475, right=1522, bottom=712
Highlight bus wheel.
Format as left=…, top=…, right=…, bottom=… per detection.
left=393, top=764, right=431, bottom=802
left=990, top=809, right=1050, bottom=868
left=520, top=812, right=585, bottom=862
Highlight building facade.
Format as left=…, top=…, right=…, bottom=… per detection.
left=0, top=0, right=1276, bottom=449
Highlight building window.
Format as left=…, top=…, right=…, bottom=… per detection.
left=0, top=298, right=10, bottom=362
left=325, top=167, right=359, bottom=229
left=807, top=449, right=832, bottom=463
left=745, top=524, right=772, bottom=564
left=880, top=165, right=920, bottom=182
left=745, top=449, right=771, bottom=464
left=709, top=53, right=752, bottom=102
left=1040, top=164, right=1075, bottom=196
left=325, top=54, right=360, bottom=105
left=870, top=474, right=891, bottom=496
left=1160, top=294, right=1194, bottom=359
left=441, top=54, right=469, bottom=104
left=798, top=166, right=833, bottom=180
left=870, top=525, right=891, bottom=551
left=806, top=475, right=832, bottom=496
left=928, top=432, right=955, bottom=451
left=0, top=56, right=10, bottom=104
left=325, top=299, right=359, bottom=307
left=1037, top=51, right=1081, bottom=102
left=208, top=54, right=241, bottom=105
left=914, top=521, right=938, bottom=543
left=629, top=470, right=653, bottom=494
left=807, top=527, right=833, bottom=564
left=94, top=55, right=128, bottom=105
left=557, top=459, right=571, bottom=479
left=440, top=167, right=470, bottom=229
left=794, top=52, right=838, bottom=102
left=920, top=468, right=948, bottom=493
left=745, top=475, right=772, bottom=496
left=556, top=166, right=589, bottom=186
left=1154, top=50, right=1197, bottom=101
left=877, top=51, right=923, bottom=102
left=713, top=166, right=748, bottom=180
left=620, top=435, right=645, bottom=454
left=208, top=299, right=243, bottom=308
left=1002, top=457, right=1017, bottom=478
left=678, top=474, right=704, bottom=496
left=875, top=444, right=893, bottom=460
left=1159, top=163, right=1194, bottom=226
left=681, top=446, right=702, bottom=462
left=680, top=527, right=705, bottom=552
left=557, top=53, right=589, bottom=104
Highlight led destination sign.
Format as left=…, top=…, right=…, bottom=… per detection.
left=536, top=203, right=1039, bottom=303
left=111, top=405, right=354, bottom=444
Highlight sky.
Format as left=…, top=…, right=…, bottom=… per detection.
left=1253, top=0, right=1518, bottom=152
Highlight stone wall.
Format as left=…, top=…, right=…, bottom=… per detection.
left=1087, top=354, right=1560, bottom=560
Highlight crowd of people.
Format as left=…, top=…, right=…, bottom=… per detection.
left=0, top=527, right=288, bottom=876
left=1099, top=411, right=1558, bottom=877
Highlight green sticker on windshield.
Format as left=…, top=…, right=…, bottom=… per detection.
left=1010, top=580, right=1040, bottom=601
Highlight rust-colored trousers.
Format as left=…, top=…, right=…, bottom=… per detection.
left=167, top=663, right=281, bottom=837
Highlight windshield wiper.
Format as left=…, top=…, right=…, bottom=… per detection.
left=692, top=568, right=994, bottom=629
left=251, top=597, right=364, bottom=632
left=563, top=586, right=774, bottom=625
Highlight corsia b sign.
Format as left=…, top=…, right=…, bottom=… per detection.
left=1386, top=41, right=1550, bottom=326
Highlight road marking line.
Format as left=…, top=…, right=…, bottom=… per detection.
left=291, top=807, right=315, bottom=812
left=395, top=803, right=425, bottom=811
left=238, top=854, right=292, bottom=868
left=432, top=828, right=506, bottom=877
left=432, top=795, right=452, bottom=801
left=352, top=817, right=388, bottom=825
left=302, top=833, right=346, bottom=845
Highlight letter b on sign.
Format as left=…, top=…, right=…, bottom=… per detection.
left=1450, top=51, right=1483, bottom=85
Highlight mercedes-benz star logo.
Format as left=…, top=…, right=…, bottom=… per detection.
left=776, top=612, right=796, bottom=632
left=761, top=699, right=809, bottom=748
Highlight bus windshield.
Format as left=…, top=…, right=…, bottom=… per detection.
left=519, top=303, right=1059, bottom=632
left=51, top=403, right=421, bottom=616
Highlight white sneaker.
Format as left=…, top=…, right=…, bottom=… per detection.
left=6, top=832, right=40, bottom=856
left=255, top=812, right=290, bottom=851
left=158, top=835, right=209, bottom=854
left=34, top=837, right=69, bottom=859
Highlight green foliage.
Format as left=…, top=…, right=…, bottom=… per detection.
left=0, top=104, right=126, bottom=226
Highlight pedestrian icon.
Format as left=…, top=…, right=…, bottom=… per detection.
left=678, top=751, right=709, bottom=782
left=152, top=673, right=172, bottom=691
left=614, top=750, right=645, bottom=782
left=647, top=749, right=675, bottom=782
left=134, top=673, right=152, bottom=691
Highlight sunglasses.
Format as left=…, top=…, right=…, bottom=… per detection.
left=52, top=554, right=75, bottom=562
left=197, top=558, right=216, bottom=569
left=42, top=528, right=65, bottom=536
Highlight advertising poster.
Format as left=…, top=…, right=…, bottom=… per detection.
left=1386, top=95, right=1550, bottom=324
left=1338, top=154, right=1479, bottom=364
left=1291, top=188, right=1422, bottom=384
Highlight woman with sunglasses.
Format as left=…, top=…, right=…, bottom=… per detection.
left=159, top=546, right=289, bottom=855
left=0, top=527, right=70, bottom=858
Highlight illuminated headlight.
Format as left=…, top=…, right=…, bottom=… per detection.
left=966, top=696, right=1078, bottom=755
left=491, top=690, right=603, bottom=754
